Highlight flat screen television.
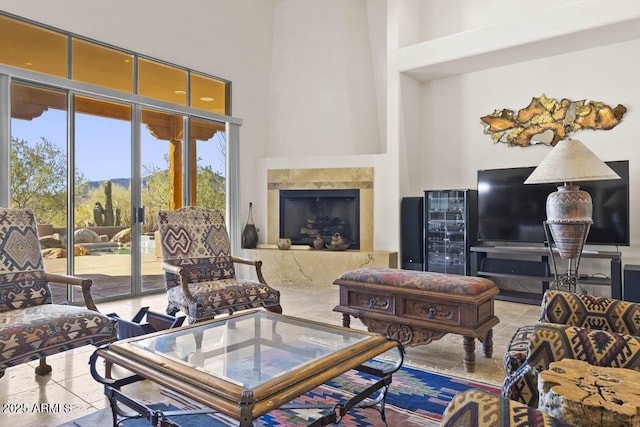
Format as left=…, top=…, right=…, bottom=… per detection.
left=477, top=161, right=629, bottom=246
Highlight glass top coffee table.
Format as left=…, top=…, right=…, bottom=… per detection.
left=90, top=309, right=403, bottom=426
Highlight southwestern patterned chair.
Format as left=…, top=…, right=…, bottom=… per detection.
left=0, top=208, right=117, bottom=379
left=502, top=289, right=640, bottom=407
left=157, top=207, right=282, bottom=323
left=442, top=389, right=573, bottom=426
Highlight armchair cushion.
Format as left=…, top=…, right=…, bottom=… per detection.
left=0, top=209, right=52, bottom=310
left=503, top=324, right=535, bottom=378
left=162, top=257, right=236, bottom=290
left=502, top=323, right=640, bottom=407
left=0, top=271, right=51, bottom=310
left=166, top=278, right=281, bottom=320
left=542, top=290, right=640, bottom=335
left=158, top=208, right=236, bottom=285
left=0, top=304, right=116, bottom=370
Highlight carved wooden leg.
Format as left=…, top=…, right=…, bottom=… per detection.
left=342, top=313, right=351, bottom=328
left=482, top=329, right=494, bottom=358
left=35, top=357, right=52, bottom=376
left=463, top=336, right=476, bottom=373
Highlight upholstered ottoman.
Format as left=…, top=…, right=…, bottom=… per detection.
left=442, top=389, right=574, bottom=426
left=333, top=268, right=499, bottom=372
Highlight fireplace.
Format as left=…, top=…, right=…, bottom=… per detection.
left=279, top=189, right=360, bottom=249
left=267, top=167, right=373, bottom=251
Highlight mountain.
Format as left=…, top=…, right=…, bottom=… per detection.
left=86, top=178, right=131, bottom=190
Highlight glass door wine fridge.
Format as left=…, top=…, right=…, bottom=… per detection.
left=424, top=189, right=477, bottom=275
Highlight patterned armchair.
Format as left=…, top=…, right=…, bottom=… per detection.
left=443, top=389, right=573, bottom=426
left=502, top=290, right=640, bottom=407
left=157, top=207, right=282, bottom=323
left=0, top=208, right=117, bottom=379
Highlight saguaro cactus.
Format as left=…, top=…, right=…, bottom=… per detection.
left=103, top=180, right=115, bottom=226
left=92, top=180, right=116, bottom=227
left=93, top=202, right=105, bottom=226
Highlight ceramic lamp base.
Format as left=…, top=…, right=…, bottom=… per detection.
left=546, top=185, right=593, bottom=258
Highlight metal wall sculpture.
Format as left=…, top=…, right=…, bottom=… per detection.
left=481, top=94, right=627, bottom=147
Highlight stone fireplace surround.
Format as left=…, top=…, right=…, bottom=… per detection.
left=267, top=167, right=374, bottom=250
left=239, top=167, right=397, bottom=286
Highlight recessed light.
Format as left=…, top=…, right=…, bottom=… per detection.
left=199, top=97, right=215, bottom=102
left=174, top=90, right=186, bottom=95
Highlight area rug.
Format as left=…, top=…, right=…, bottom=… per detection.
left=60, top=364, right=500, bottom=426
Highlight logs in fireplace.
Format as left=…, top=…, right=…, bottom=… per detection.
left=279, top=189, right=360, bottom=249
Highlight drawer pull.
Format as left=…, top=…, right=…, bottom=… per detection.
left=367, top=297, right=390, bottom=309
left=428, top=307, right=436, bottom=319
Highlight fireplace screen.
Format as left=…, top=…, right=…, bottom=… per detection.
left=279, top=189, right=360, bottom=249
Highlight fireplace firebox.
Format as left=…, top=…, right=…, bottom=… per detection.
left=279, top=189, right=360, bottom=249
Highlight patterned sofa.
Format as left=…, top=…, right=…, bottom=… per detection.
left=0, top=208, right=117, bottom=379
left=502, top=289, right=640, bottom=407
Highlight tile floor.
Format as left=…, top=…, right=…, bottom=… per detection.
left=0, top=282, right=542, bottom=426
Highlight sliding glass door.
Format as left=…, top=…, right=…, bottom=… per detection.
left=9, top=83, right=69, bottom=302
left=1, top=13, right=239, bottom=303
left=8, top=82, right=181, bottom=301
left=191, top=117, right=227, bottom=210
left=140, top=108, right=184, bottom=293
left=3, top=77, right=238, bottom=304
left=73, top=95, right=134, bottom=299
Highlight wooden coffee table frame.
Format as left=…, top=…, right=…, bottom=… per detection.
left=90, top=310, right=403, bottom=426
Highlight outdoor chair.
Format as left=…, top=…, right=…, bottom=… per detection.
left=0, top=208, right=117, bottom=379
left=157, top=206, right=282, bottom=323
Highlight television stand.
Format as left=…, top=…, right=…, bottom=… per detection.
left=470, top=246, right=622, bottom=305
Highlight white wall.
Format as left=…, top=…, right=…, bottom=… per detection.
left=266, top=0, right=380, bottom=157
left=419, top=39, right=639, bottom=255
left=262, top=0, right=395, bottom=249
left=388, top=0, right=640, bottom=295
left=419, top=0, right=580, bottom=41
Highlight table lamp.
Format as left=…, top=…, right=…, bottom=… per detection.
left=524, top=138, right=620, bottom=291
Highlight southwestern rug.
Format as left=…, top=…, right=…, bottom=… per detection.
left=60, top=364, right=500, bottom=426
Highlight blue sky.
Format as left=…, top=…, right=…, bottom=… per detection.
left=10, top=109, right=225, bottom=182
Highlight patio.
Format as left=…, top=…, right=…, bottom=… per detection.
left=44, top=251, right=165, bottom=302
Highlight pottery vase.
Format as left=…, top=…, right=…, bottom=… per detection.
left=277, top=238, right=291, bottom=250
left=546, top=186, right=592, bottom=258
left=313, top=235, right=325, bottom=250
left=241, top=202, right=259, bottom=249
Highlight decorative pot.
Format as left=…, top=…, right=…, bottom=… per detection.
left=313, top=235, right=325, bottom=250
left=326, top=233, right=350, bottom=251
left=241, top=202, right=259, bottom=249
left=277, top=238, right=291, bottom=250
left=546, top=186, right=593, bottom=258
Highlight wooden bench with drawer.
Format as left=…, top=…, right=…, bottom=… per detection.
left=333, top=268, right=499, bottom=372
